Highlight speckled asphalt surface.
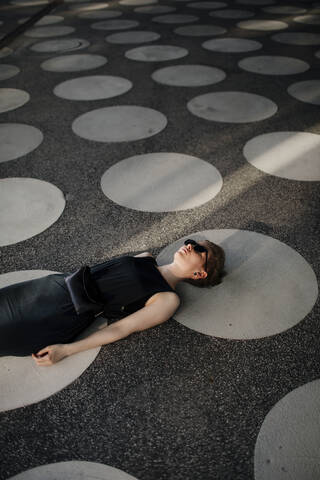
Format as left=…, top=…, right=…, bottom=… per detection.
left=0, top=0, right=320, bottom=479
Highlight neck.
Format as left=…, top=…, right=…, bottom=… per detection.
left=157, top=263, right=185, bottom=290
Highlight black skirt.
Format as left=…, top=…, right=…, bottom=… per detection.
left=0, top=273, right=94, bottom=357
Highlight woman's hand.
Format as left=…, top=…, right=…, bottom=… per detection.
left=32, top=344, right=68, bottom=366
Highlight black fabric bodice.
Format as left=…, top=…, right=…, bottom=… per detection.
left=90, top=256, right=174, bottom=319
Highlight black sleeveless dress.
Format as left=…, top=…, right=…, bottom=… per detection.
left=0, top=256, right=174, bottom=356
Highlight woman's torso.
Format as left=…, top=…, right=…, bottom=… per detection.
left=90, top=255, right=175, bottom=319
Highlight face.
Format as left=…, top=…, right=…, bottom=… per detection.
left=174, top=240, right=209, bottom=279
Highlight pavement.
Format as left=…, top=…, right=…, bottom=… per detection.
left=0, top=0, right=320, bottom=479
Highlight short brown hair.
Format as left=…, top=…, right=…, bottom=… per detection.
left=186, top=240, right=226, bottom=288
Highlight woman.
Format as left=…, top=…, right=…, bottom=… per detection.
left=0, top=239, right=225, bottom=366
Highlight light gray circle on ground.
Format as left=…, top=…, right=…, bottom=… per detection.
left=174, top=24, right=226, bottom=35
left=0, top=124, right=43, bottom=163
left=65, top=0, right=93, bottom=3
left=72, top=105, right=167, bottom=142
left=188, top=91, right=277, bottom=123
left=54, top=75, right=132, bottom=100
left=106, top=30, right=160, bottom=43
left=254, top=380, right=320, bottom=480
left=294, top=14, right=320, bottom=24
left=101, top=153, right=223, bottom=211
left=0, top=88, right=29, bottom=113
left=0, top=272, right=106, bottom=413
left=125, top=44, right=188, bottom=61
left=135, top=5, right=176, bottom=13
left=152, top=64, right=226, bottom=86
left=152, top=14, right=198, bottom=23
left=0, top=178, right=65, bottom=246
left=79, top=10, right=122, bottom=18
left=0, top=64, right=20, bottom=81
left=262, top=5, right=307, bottom=14
left=202, top=37, right=262, bottom=52
left=11, top=0, right=48, bottom=4
left=30, top=38, right=89, bottom=52
left=288, top=80, right=320, bottom=105
left=237, top=19, right=288, bottom=30
left=41, top=54, right=107, bottom=72
left=236, top=0, right=274, bottom=4
left=187, top=1, right=227, bottom=9
left=316, top=50, right=320, bottom=58
left=157, top=230, right=318, bottom=339
left=0, top=47, right=13, bottom=58
left=243, top=131, right=320, bottom=181
left=18, top=14, right=64, bottom=25
left=7, top=461, right=138, bottom=480
left=25, top=25, right=75, bottom=37
left=69, top=1, right=109, bottom=10
left=91, top=19, right=139, bottom=29
left=120, top=0, right=157, bottom=4
left=211, top=8, right=255, bottom=18
left=272, top=32, right=320, bottom=45
left=238, top=55, right=309, bottom=75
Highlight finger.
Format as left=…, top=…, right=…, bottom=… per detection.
left=36, top=346, right=50, bottom=356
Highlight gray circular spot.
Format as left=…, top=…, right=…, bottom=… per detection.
left=294, top=14, right=320, bottom=24
left=187, top=1, right=227, bottom=8
left=0, top=124, right=43, bottom=163
left=134, top=5, right=176, bottom=13
left=101, top=153, right=223, bottom=211
left=152, top=14, right=198, bottom=23
left=11, top=0, right=48, bottom=4
left=316, top=49, right=320, bottom=58
left=0, top=64, right=20, bottom=81
left=18, top=14, right=64, bottom=25
left=72, top=105, right=167, bottom=142
left=54, top=75, right=132, bottom=100
left=174, top=24, right=226, bottom=35
left=272, top=32, right=320, bottom=45
left=152, top=64, right=226, bottom=86
left=157, top=230, right=318, bottom=339
left=25, top=25, right=75, bottom=37
left=120, top=0, right=157, bottom=4
left=188, top=91, right=277, bottom=123
left=238, top=55, right=309, bottom=75
left=202, top=37, right=262, bottom=52
left=236, top=0, right=275, bottom=4
left=211, top=8, right=255, bottom=18
left=254, top=380, right=320, bottom=480
left=79, top=10, right=122, bottom=19
left=106, top=30, right=160, bottom=43
left=0, top=47, right=13, bottom=58
left=237, top=19, right=288, bottom=30
left=0, top=178, right=65, bottom=246
left=7, top=462, right=139, bottom=480
left=243, top=131, right=320, bottom=181
left=30, top=38, right=89, bottom=52
left=125, top=44, right=188, bottom=61
left=41, top=54, right=107, bottom=72
left=0, top=88, right=29, bottom=113
left=262, top=5, right=307, bottom=14
left=69, top=1, right=109, bottom=10
left=91, top=19, right=139, bottom=29
left=288, top=80, right=320, bottom=105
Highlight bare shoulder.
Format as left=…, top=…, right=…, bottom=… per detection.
left=145, top=291, right=180, bottom=309
left=134, top=252, right=154, bottom=258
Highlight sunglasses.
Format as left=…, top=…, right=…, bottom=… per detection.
left=184, top=239, right=208, bottom=272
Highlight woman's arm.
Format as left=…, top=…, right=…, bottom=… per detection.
left=33, top=292, right=180, bottom=366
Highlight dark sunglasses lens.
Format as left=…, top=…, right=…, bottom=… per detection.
left=184, top=239, right=207, bottom=253
left=184, top=239, right=196, bottom=246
